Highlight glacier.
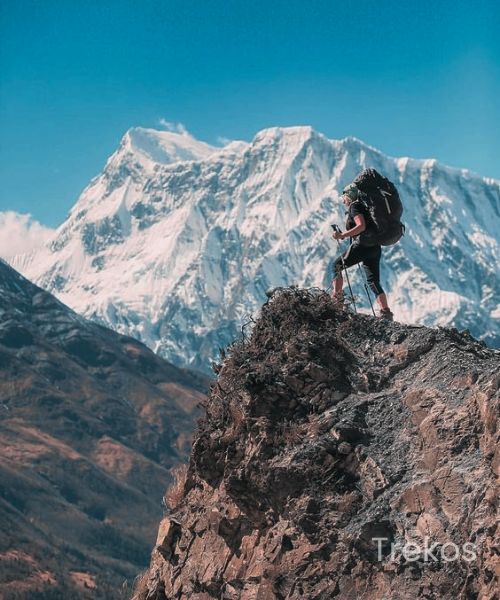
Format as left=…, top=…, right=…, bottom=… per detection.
left=10, top=125, right=500, bottom=372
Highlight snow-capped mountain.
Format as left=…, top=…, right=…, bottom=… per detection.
left=11, top=126, right=500, bottom=372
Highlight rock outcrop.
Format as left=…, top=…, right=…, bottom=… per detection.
left=0, top=260, right=208, bottom=599
left=135, top=288, right=499, bottom=600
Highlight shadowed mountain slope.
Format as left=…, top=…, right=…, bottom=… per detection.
left=0, top=260, right=208, bottom=599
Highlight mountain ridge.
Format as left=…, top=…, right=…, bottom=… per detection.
left=9, top=125, right=500, bottom=372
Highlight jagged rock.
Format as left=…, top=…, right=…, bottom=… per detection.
left=156, top=518, right=182, bottom=561
left=135, top=288, right=499, bottom=600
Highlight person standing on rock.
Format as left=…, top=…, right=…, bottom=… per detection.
left=331, top=182, right=394, bottom=320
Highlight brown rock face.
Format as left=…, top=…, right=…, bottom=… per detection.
left=135, top=288, right=499, bottom=600
left=0, top=261, right=208, bottom=599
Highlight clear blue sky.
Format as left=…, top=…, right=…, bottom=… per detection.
left=1, top=0, right=499, bottom=226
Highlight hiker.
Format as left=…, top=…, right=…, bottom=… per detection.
left=331, top=182, right=394, bottom=320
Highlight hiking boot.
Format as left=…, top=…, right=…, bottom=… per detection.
left=379, top=308, right=394, bottom=321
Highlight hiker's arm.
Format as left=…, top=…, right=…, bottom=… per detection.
left=336, top=215, right=366, bottom=239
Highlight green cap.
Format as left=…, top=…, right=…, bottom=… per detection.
left=342, top=184, right=359, bottom=201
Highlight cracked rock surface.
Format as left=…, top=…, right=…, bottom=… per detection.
left=135, top=288, right=499, bottom=600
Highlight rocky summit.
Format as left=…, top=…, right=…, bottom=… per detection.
left=134, top=288, right=499, bottom=600
left=0, top=260, right=207, bottom=599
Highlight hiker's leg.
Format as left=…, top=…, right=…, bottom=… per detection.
left=333, top=271, right=343, bottom=296
left=362, top=247, right=391, bottom=310
left=376, top=293, right=389, bottom=310
left=332, top=258, right=344, bottom=296
left=332, top=245, right=361, bottom=297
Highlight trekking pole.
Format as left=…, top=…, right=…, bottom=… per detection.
left=357, top=263, right=376, bottom=317
left=331, top=225, right=357, bottom=313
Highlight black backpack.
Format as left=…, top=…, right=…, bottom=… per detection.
left=353, top=169, right=405, bottom=246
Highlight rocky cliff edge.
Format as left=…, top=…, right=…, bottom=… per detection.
left=135, top=288, right=499, bottom=600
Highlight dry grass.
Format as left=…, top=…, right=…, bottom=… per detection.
left=306, top=415, right=323, bottom=438
left=385, top=343, right=409, bottom=361
left=277, top=420, right=307, bottom=445
left=229, top=401, right=245, bottom=429
left=220, top=399, right=246, bottom=443
left=164, top=463, right=188, bottom=510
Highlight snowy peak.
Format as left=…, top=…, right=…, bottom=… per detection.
left=9, top=125, right=500, bottom=373
left=251, top=125, right=316, bottom=145
left=249, top=126, right=328, bottom=161
left=118, top=126, right=217, bottom=165
left=59, top=127, right=222, bottom=233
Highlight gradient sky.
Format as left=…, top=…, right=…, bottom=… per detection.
left=1, top=0, right=499, bottom=226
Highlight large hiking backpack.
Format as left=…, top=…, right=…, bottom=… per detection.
left=352, top=168, right=405, bottom=246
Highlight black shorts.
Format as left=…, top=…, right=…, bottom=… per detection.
left=334, top=243, right=385, bottom=297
